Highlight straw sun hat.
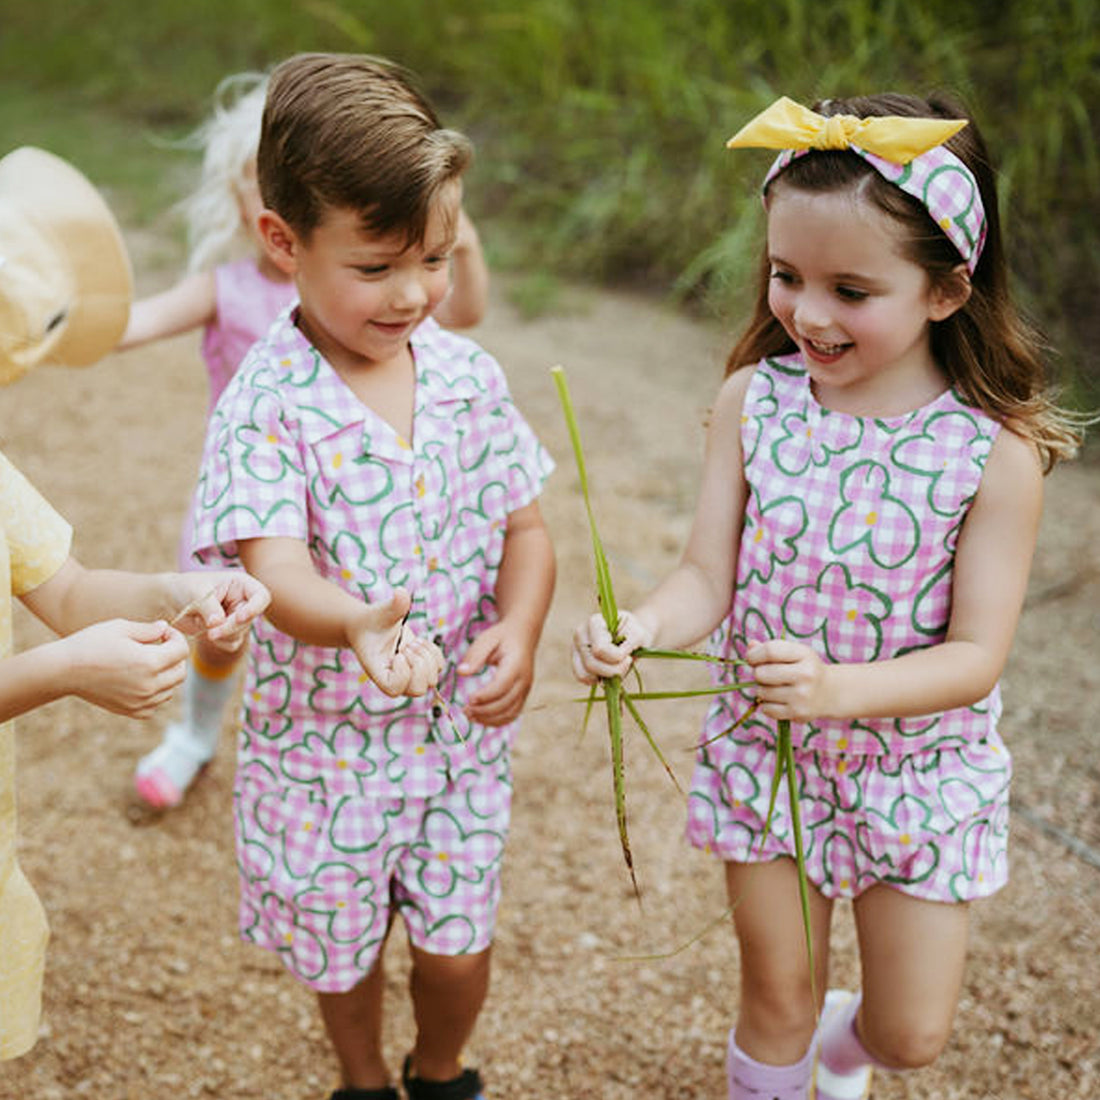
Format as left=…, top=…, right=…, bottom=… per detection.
left=0, top=146, right=133, bottom=386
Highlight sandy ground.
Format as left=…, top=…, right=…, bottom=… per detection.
left=2, top=251, right=1098, bottom=1098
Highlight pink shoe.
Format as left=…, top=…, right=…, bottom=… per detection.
left=133, top=723, right=210, bottom=809
left=813, top=991, right=873, bottom=1100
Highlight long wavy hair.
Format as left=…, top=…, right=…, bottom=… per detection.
left=725, top=92, right=1082, bottom=470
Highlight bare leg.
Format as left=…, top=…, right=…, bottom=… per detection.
left=725, top=858, right=833, bottom=1064
left=407, top=945, right=491, bottom=1080
left=854, top=885, right=970, bottom=1069
left=317, top=955, right=390, bottom=1090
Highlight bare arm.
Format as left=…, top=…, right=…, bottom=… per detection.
left=118, top=270, right=217, bottom=349
left=573, top=368, right=752, bottom=680
left=237, top=536, right=442, bottom=696
left=433, top=208, right=490, bottom=330
left=748, top=427, right=1044, bottom=721
left=460, top=499, right=556, bottom=725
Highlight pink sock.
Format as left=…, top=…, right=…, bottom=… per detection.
left=727, top=1030, right=814, bottom=1099
left=818, top=995, right=884, bottom=1075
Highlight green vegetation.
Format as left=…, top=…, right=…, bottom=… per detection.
left=4, top=0, right=1097, bottom=401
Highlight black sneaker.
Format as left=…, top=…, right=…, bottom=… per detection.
left=401, top=1055, right=485, bottom=1100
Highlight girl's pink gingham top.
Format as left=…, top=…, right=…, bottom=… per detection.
left=703, top=354, right=1005, bottom=758
left=189, top=312, right=553, bottom=798
left=201, top=258, right=297, bottom=411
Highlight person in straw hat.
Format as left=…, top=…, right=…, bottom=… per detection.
left=0, top=145, right=271, bottom=1060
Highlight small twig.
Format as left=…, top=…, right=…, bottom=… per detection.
left=168, top=587, right=221, bottom=635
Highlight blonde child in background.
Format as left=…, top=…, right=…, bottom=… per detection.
left=189, top=53, right=554, bottom=1100
left=0, top=145, right=269, bottom=1060
left=121, top=72, right=490, bottom=810
left=573, top=94, right=1081, bottom=1099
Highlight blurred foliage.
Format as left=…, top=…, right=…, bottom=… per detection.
left=2, top=0, right=1097, bottom=401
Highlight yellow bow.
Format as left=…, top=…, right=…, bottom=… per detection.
left=726, top=96, right=967, bottom=165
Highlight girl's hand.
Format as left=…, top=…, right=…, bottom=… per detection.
left=745, top=639, right=833, bottom=722
left=169, top=571, right=271, bottom=650
left=458, top=621, right=535, bottom=727
left=64, top=619, right=190, bottom=718
left=571, top=609, right=654, bottom=684
left=347, top=588, right=444, bottom=698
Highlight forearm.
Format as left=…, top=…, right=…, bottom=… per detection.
left=821, top=641, right=1004, bottom=721
left=494, top=520, right=555, bottom=647
left=241, top=557, right=364, bottom=648
left=434, top=224, right=489, bottom=329
left=632, top=561, right=734, bottom=651
left=0, top=642, right=72, bottom=722
left=38, top=562, right=182, bottom=634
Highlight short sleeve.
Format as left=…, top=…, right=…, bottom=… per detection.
left=0, top=452, right=72, bottom=596
left=188, top=366, right=310, bottom=567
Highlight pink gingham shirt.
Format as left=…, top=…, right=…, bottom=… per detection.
left=702, top=354, right=1005, bottom=757
left=190, top=312, right=553, bottom=798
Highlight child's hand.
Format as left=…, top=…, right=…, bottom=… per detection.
left=571, top=609, right=654, bottom=684
left=64, top=619, right=190, bottom=718
left=458, top=621, right=536, bottom=727
left=745, top=639, right=832, bottom=722
left=347, top=588, right=444, bottom=698
left=168, top=571, right=271, bottom=650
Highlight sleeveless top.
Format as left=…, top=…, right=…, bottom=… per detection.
left=200, top=258, right=297, bottom=410
left=701, top=353, right=1005, bottom=758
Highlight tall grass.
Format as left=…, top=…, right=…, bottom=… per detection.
left=4, top=0, right=1096, bottom=400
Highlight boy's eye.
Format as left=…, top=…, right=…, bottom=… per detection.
left=425, top=254, right=450, bottom=269
left=769, top=268, right=796, bottom=285
left=357, top=265, right=389, bottom=277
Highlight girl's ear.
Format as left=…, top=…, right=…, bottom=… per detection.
left=257, top=210, right=300, bottom=276
left=929, top=264, right=972, bottom=322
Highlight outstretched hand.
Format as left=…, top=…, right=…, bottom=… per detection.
left=348, top=587, right=444, bottom=697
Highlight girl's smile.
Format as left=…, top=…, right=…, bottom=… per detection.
left=766, top=186, right=963, bottom=416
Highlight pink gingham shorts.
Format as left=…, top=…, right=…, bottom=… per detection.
left=234, top=763, right=512, bottom=992
left=686, top=738, right=1011, bottom=903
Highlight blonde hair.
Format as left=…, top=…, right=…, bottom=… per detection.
left=178, top=72, right=269, bottom=273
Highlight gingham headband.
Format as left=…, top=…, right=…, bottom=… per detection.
left=727, top=96, right=987, bottom=272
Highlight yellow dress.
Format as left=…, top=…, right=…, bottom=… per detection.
left=0, top=451, right=71, bottom=1060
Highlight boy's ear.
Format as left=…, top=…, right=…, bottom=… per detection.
left=257, top=210, right=300, bottom=276
left=929, top=263, right=972, bottom=322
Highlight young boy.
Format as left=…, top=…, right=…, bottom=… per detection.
left=188, top=53, right=555, bottom=1100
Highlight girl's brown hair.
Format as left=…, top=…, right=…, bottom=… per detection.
left=725, top=92, right=1081, bottom=470
left=258, top=52, right=472, bottom=247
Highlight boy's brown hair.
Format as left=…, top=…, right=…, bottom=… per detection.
left=258, top=52, right=472, bottom=245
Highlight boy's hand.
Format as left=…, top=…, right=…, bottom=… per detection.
left=65, top=619, right=189, bottom=718
left=347, top=587, right=443, bottom=697
left=458, top=621, right=536, bottom=726
left=169, top=571, right=271, bottom=649
left=570, top=609, right=653, bottom=684
left=745, top=638, right=832, bottom=721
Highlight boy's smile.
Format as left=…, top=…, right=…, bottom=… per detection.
left=267, top=180, right=462, bottom=376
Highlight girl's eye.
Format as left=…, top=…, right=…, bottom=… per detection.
left=357, top=265, right=389, bottom=277
left=769, top=269, right=796, bottom=285
left=836, top=285, right=869, bottom=302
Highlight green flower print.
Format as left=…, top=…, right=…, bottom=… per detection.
left=891, top=409, right=992, bottom=517
left=828, top=460, right=919, bottom=569
left=781, top=561, right=893, bottom=662
left=294, top=861, right=379, bottom=944
left=741, top=489, right=808, bottom=585
left=279, top=721, right=380, bottom=793
left=409, top=808, right=505, bottom=898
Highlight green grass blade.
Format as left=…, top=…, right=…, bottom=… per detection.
left=582, top=683, right=754, bottom=703
left=622, top=690, right=684, bottom=795
left=780, top=718, right=817, bottom=1006
left=605, top=676, right=640, bottom=899
left=635, top=647, right=743, bottom=667
left=552, top=365, right=620, bottom=638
